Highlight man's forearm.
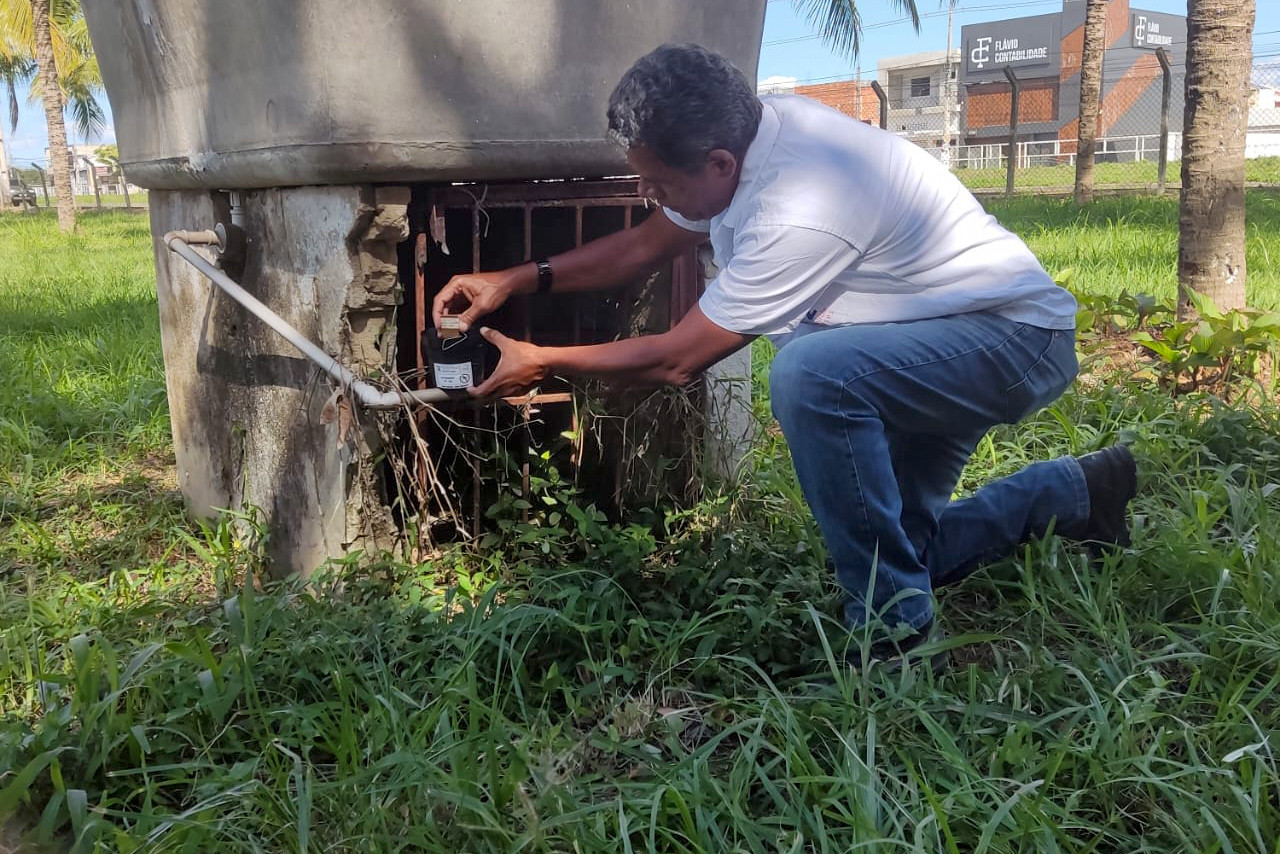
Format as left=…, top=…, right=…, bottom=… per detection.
left=507, top=214, right=704, bottom=296
left=541, top=334, right=693, bottom=386
left=471, top=306, right=753, bottom=400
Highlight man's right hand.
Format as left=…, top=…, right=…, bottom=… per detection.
left=432, top=266, right=532, bottom=333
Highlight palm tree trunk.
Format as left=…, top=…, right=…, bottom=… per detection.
left=32, top=0, right=75, bottom=232
left=1073, top=0, right=1108, bottom=205
left=1178, top=0, right=1255, bottom=313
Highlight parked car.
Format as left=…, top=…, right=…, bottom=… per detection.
left=7, top=171, right=38, bottom=209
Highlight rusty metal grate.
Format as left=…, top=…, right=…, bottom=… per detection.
left=397, top=179, right=707, bottom=539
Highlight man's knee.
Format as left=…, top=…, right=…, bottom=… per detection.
left=768, top=338, right=820, bottom=423
left=770, top=334, right=876, bottom=424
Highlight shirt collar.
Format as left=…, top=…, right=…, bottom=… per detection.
left=716, top=99, right=781, bottom=230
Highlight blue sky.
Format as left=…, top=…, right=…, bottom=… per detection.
left=5, top=0, right=1280, bottom=166
left=758, top=0, right=1280, bottom=86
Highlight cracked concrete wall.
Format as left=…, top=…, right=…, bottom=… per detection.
left=150, top=185, right=409, bottom=576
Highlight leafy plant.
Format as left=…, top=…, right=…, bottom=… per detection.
left=1133, top=289, right=1280, bottom=394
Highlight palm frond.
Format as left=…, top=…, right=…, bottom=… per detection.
left=62, top=64, right=104, bottom=139
left=0, top=53, right=33, bottom=130
left=791, top=0, right=921, bottom=61
left=0, top=0, right=35, bottom=60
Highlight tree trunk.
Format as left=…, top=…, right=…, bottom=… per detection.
left=1073, top=0, right=1108, bottom=205
left=1178, top=0, right=1255, bottom=313
left=32, top=0, right=76, bottom=232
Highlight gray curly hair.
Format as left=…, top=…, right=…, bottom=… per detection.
left=607, top=44, right=763, bottom=173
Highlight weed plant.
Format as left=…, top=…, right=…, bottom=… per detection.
left=2, top=210, right=1278, bottom=852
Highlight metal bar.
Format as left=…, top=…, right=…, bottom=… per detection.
left=33, top=164, right=49, bottom=207
left=671, top=251, right=699, bottom=329
left=430, top=179, right=641, bottom=205
left=163, top=232, right=457, bottom=410
left=521, top=412, right=531, bottom=520
left=1156, top=47, right=1172, bottom=194
left=522, top=205, right=533, bottom=343
left=414, top=231, right=428, bottom=386
left=870, top=81, right=889, bottom=130
left=471, top=207, right=481, bottom=274
left=469, top=207, right=483, bottom=528
left=472, top=458, right=483, bottom=539
left=572, top=206, right=583, bottom=343
left=428, top=196, right=646, bottom=211
left=569, top=202, right=585, bottom=477
left=502, top=392, right=575, bottom=407
left=1003, top=66, right=1020, bottom=198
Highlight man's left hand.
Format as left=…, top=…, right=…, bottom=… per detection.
left=470, top=328, right=549, bottom=400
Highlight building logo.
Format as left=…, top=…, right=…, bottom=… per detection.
left=970, top=37, right=992, bottom=69
left=1132, top=13, right=1174, bottom=48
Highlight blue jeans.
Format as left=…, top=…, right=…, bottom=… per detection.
left=769, top=312, right=1085, bottom=632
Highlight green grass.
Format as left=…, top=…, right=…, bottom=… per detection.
left=71, top=194, right=148, bottom=208
left=956, top=156, right=1280, bottom=192
left=18, top=195, right=149, bottom=210
left=3, top=208, right=1280, bottom=852
left=986, top=190, right=1280, bottom=310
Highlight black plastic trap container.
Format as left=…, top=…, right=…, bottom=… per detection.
left=421, top=327, right=491, bottom=390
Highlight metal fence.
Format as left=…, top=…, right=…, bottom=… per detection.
left=768, top=58, right=1280, bottom=195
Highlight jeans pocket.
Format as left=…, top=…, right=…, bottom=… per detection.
left=1003, top=329, right=1079, bottom=423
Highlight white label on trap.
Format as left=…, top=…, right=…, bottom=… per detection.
left=433, top=362, right=473, bottom=389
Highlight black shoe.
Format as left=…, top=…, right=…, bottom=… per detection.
left=1068, top=444, right=1138, bottom=548
left=846, top=619, right=948, bottom=675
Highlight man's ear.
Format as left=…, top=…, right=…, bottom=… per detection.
left=706, top=148, right=739, bottom=179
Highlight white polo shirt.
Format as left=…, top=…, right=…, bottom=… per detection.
left=665, top=94, right=1077, bottom=344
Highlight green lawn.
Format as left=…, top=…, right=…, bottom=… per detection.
left=73, top=194, right=148, bottom=207
left=2, top=209, right=1279, bottom=852
left=987, top=190, right=1280, bottom=310
left=956, top=156, right=1280, bottom=192
left=20, top=194, right=149, bottom=209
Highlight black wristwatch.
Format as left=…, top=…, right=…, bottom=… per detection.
left=535, top=258, right=553, bottom=294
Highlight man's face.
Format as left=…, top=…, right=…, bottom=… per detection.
left=627, top=146, right=740, bottom=222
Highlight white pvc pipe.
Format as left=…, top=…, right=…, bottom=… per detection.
left=163, top=232, right=457, bottom=410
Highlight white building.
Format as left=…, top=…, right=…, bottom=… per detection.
left=877, top=49, right=963, bottom=157
left=1249, top=87, right=1280, bottom=133
left=43, top=144, right=144, bottom=198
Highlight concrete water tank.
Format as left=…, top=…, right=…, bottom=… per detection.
left=82, top=0, right=767, bottom=189
left=80, top=1, right=765, bottom=574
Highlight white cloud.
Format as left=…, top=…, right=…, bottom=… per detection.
left=758, top=75, right=798, bottom=94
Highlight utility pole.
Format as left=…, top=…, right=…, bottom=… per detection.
left=83, top=155, right=102, bottom=208
left=941, top=0, right=957, bottom=167
left=856, top=61, right=863, bottom=122
left=0, top=127, right=12, bottom=208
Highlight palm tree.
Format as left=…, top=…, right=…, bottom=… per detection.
left=95, top=141, right=128, bottom=207
left=1073, top=0, right=1108, bottom=205
left=0, top=53, right=34, bottom=207
left=1178, top=0, right=1255, bottom=312
left=0, top=0, right=105, bottom=232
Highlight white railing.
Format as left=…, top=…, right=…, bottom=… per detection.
left=908, top=132, right=1280, bottom=172
left=913, top=134, right=1169, bottom=170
